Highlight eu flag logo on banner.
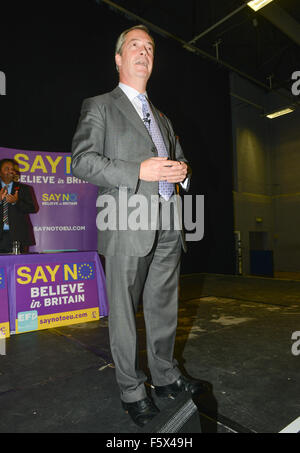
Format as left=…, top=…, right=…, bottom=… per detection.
left=77, top=263, right=95, bottom=280
left=64, top=263, right=95, bottom=281
left=0, top=268, right=5, bottom=289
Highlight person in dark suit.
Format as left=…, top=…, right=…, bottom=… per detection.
left=72, top=25, right=206, bottom=427
left=0, top=158, right=37, bottom=253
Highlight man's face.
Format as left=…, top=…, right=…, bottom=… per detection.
left=115, top=29, right=154, bottom=86
left=0, top=162, right=15, bottom=184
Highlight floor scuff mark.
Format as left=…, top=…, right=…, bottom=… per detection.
left=210, top=315, right=254, bottom=326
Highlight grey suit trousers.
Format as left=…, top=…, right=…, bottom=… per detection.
left=105, top=200, right=182, bottom=403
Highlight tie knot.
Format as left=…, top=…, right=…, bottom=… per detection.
left=137, top=93, right=147, bottom=104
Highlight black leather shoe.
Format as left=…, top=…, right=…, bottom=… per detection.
left=121, top=397, right=160, bottom=427
left=154, top=375, right=210, bottom=399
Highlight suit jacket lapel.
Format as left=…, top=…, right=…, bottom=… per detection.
left=149, top=101, right=172, bottom=159
left=111, top=87, right=173, bottom=157
left=111, top=87, right=154, bottom=147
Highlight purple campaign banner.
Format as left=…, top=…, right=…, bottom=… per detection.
left=0, top=252, right=109, bottom=334
left=0, top=146, right=98, bottom=252
left=0, top=267, right=10, bottom=338
left=14, top=257, right=102, bottom=333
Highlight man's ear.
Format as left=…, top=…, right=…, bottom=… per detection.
left=115, top=53, right=122, bottom=70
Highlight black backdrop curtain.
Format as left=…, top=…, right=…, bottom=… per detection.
left=0, top=0, right=235, bottom=275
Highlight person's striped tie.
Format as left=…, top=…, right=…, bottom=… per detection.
left=2, top=186, right=9, bottom=226
left=138, top=94, right=174, bottom=201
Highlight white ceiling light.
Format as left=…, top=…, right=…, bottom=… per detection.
left=265, top=107, right=295, bottom=119
left=247, top=0, right=274, bottom=12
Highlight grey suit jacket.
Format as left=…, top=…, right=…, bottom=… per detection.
left=71, top=86, right=189, bottom=257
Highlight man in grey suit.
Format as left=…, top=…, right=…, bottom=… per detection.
left=72, top=25, right=204, bottom=427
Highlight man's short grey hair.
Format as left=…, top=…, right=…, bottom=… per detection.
left=115, top=24, right=155, bottom=56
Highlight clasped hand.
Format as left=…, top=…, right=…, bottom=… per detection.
left=139, top=157, right=187, bottom=183
left=0, top=187, right=18, bottom=203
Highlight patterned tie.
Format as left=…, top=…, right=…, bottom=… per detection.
left=138, top=94, right=174, bottom=201
left=2, top=186, right=9, bottom=227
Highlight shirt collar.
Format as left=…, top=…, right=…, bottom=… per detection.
left=0, top=179, right=13, bottom=189
left=118, top=82, right=147, bottom=102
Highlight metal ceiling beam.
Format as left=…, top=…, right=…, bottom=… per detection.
left=260, top=3, right=300, bottom=47
left=230, top=92, right=265, bottom=112
left=187, top=3, right=248, bottom=45
left=96, top=0, right=300, bottom=107
left=96, top=0, right=271, bottom=89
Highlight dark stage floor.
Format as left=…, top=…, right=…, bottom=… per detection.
left=1, top=273, right=300, bottom=434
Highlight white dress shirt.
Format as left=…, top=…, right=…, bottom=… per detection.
left=118, top=82, right=189, bottom=190
left=118, top=82, right=146, bottom=120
